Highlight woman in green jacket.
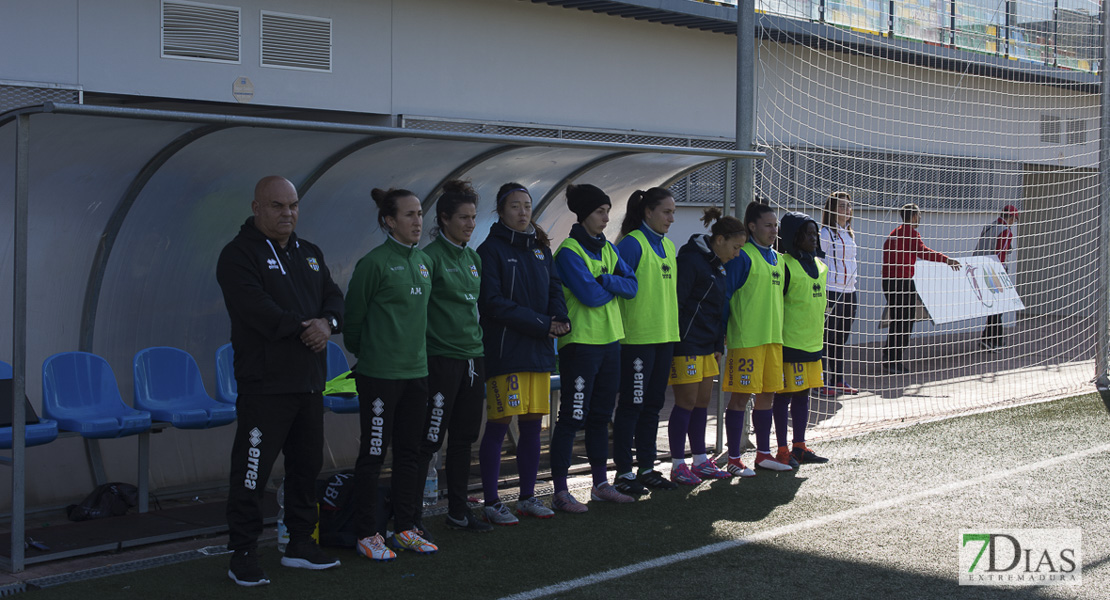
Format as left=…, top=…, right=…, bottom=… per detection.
left=415, top=180, right=492, bottom=533
left=345, top=188, right=436, bottom=561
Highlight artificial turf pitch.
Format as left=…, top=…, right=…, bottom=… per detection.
left=25, top=393, right=1110, bottom=600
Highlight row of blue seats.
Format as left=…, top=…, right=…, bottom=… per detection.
left=0, top=341, right=365, bottom=451
left=215, top=341, right=362, bottom=414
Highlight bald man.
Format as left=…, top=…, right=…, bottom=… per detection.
left=217, top=176, right=345, bottom=586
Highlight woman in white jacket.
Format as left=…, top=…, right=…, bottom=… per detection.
left=819, top=191, right=859, bottom=397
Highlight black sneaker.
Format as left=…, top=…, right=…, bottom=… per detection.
left=228, top=549, right=270, bottom=587
left=281, top=539, right=341, bottom=570
left=791, top=447, right=829, bottom=464
left=638, top=469, right=678, bottom=490
left=444, top=510, right=494, bottom=533
left=613, top=472, right=648, bottom=497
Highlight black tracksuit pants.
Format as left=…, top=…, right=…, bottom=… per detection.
left=883, top=277, right=918, bottom=365
left=612, top=342, right=674, bottom=475
left=353, top=374, right=428, bottom=539
left=983, top=313, right=1003, bottom=345
left=550, top=342, right=621, bottom=482
left=415, top=356, right=485, bottom=519
left=824, top=291, right=858, bottom=382
left=226, top=392, right=323, bottom=552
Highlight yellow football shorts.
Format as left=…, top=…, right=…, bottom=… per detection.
left=781, top=359, right=823, bottom=393
left=486, top=371, right=551, bottom=418
left=668, top=354, right=720, bottom=386
left=723, top=344, right=784, bottom=394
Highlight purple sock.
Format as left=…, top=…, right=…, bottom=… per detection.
left=516, top=419, right=542, bottom=500
left=480, top=421, right=510, bottom=505
left=772, top=395, right=791, bottom=449
left=791, top=391, right=810, bottom=445
left=591, top=463, right=608, bottom=487
left=668, top=406, right=692, bottom=461
left=752, top=409, right=773, bottom=454
left=725, top=409, right=745, bottom=458
left=553, top=476, right=568, bottom=494
left=688, top=407, right=708, bottom=455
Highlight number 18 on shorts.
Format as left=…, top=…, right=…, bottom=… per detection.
left=486, top=372, right=551, bottom=418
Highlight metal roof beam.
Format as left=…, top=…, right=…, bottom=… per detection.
left=37, top=103, right=764, bottom=161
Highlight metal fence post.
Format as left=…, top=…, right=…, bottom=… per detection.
left=1097, top=4, right=1110, bottom=411
left=737, top=0, right=756, bottom=219
left=11, top=114, right=30, bottom=573
left=735, top=0, right=757, bottom=451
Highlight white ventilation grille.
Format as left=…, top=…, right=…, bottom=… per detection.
left=1067, top=119, right=1087, bottom=145
left=161, top=0, right=241, bottom=63
left=1040, top=115, right=1061, bottom=144
left=260, top=11, right=332, bottom=72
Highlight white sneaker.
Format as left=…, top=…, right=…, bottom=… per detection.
left=725, top=457, right=756, bottom=478
left=482, top=501, right=520, bottom=526
left=515, top=496, right=554, bottom=519
left=590, top=482, right=635, bottom=503
left=356, top=534, right=396, bottom=561
left=754, top=452, right=793, bottom=471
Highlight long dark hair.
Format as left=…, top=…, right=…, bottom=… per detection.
left=701, top=207, right=745, bottom=241
left=744, top=197, right=775, bottom=239
left=619, top=187, right=673, bottom=237
left=822, top=191, right=854, bottom=239
left=495, top=182, right=550, bottom=248
left=371, top=187, right=417, bottom=231
left=432, top=180, right=478, bottom=239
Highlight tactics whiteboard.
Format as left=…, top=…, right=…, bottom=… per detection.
left=913, top=256, right=1025, bottom=325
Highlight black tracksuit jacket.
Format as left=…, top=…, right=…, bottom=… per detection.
left=216, top=217, right=344, bottom=395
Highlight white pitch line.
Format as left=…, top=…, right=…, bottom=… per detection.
left=497, top=442, right=1110, bottom=600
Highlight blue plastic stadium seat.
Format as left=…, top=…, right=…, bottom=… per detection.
left=323, top=341, right=359, bottom=414
left=216, top=342, right=354, bottom=412
left=41, top=352, right=152, bottom=439
left=214, top=343, right=237, bottom=405
left=133, top=347, right=237, bottom=429
left=0, top=425, right=58, bottom=450
left=0, top=360, right=58, bottom=449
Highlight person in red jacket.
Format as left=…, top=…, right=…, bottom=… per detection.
left=881, top=203, right=961, bottom=374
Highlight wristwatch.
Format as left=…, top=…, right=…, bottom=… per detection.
left=327, top=316, right=339, bottom=334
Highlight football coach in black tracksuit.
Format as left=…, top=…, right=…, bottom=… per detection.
left=217, top=176, right=345, bottom=586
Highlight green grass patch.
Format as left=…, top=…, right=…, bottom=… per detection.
left=25, top=394, right=1110, bottom=600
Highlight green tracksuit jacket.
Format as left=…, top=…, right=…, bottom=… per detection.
left=343, top=236, right=433, bottom=379
left=423, top=236, right=483, bottom=360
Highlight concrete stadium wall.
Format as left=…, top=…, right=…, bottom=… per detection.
left=1, top=0, right=738, bottom=136
left=755, top=44, right=1099, bottom=169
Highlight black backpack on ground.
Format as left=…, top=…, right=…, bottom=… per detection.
left=315, top=472, right=393, bottom=547
left=66, top=482, right=139, bottom=522
left=316, top=472, right=358, bottom=547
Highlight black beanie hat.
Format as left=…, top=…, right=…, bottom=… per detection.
left=566, top=184, right=611, bottom=223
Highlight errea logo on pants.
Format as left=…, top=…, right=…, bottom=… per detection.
left=244, top=427, right=262, bottom=490
left=572, top=376, right=586, bottom=420
left=632, top=357, right=645, bottom=404
left=427, top=393, right=445, bottom=442
left=369, top=398, right=385, bottom=455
